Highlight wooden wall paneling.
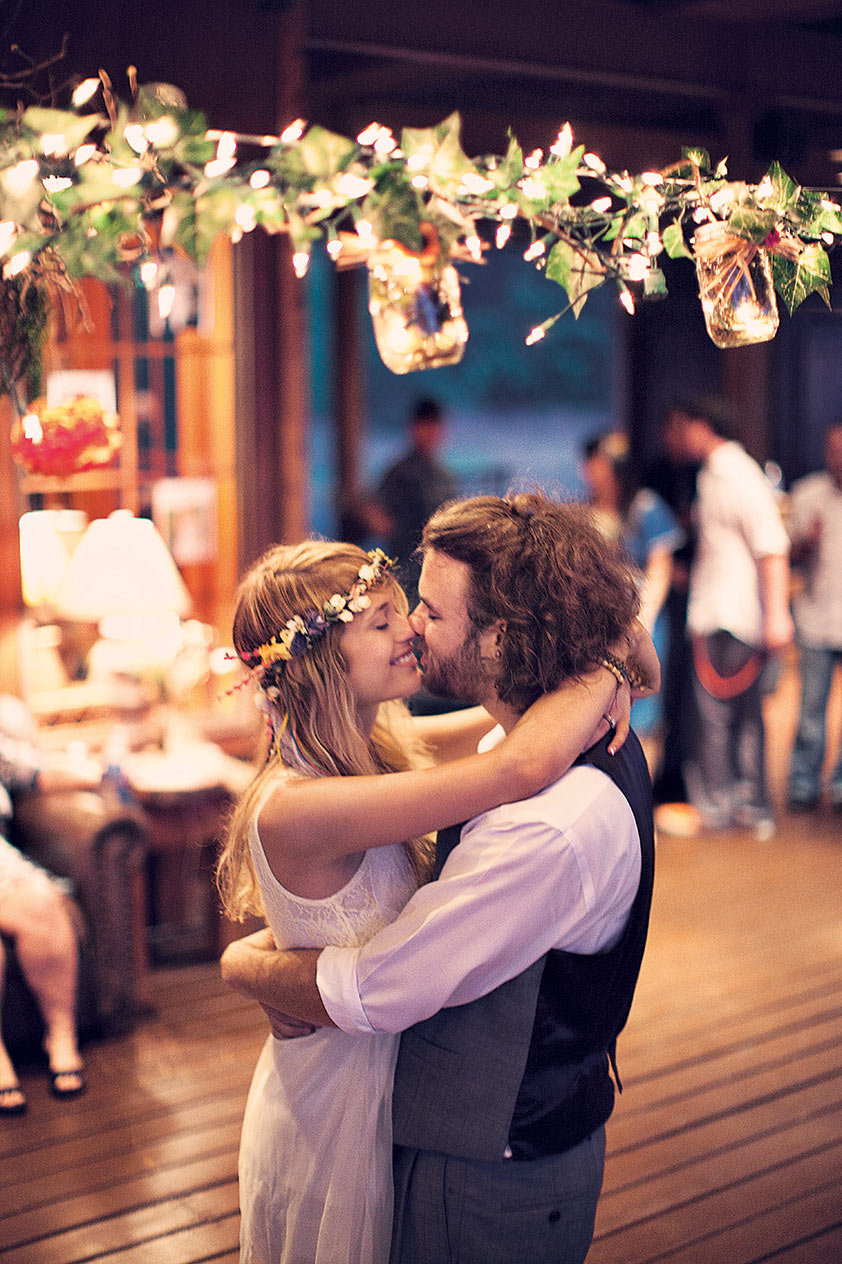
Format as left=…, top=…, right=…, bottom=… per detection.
left=174, top=237, right=238, bottom=630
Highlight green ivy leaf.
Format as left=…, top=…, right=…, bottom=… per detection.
left=400, top=113, right=476, bottom=190
left=771, top=243, right=831, bottom=313
left=295, top=126, right=357, bottom=180
left=619, top=210, right=647, bottom=244
left=171, top=113, right=215, bottom=166
left=601, top=214, right=623, bottom=243
left=765, top=160, right=798, bottom=209
left=728, top=205, right=777, bottom=243
left=21, top=107, right=99, bottom=152
left=817, top=200, right=842, bottom=236
left=274, top=126, right=356, bottom=188
left=362, top=173, right=424, bottom=252
left=496, top=134, right=523, bottom=188
left=537, top=145, right=583, bottom=205
left=546, top=239, right=605, bottom=316
left=662, top=221, right=691, bottom=259
left=795, top=190, right=842, bottom=239
left=49, top=215, right=124, bottom=283
left=168, top=187, right=251, bottom=264
left=57, top=162, right=137, bottom=211
left=793, top=188, right=821, bottom=230
left=681, top=146, right=710, bottom=174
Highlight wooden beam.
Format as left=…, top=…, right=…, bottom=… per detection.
left=306, top=0, right=842, bottom=115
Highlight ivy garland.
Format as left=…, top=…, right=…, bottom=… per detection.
left=1, top=75, right=842, bottom=391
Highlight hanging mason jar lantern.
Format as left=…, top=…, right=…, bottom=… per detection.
left=693, top=220, right=779, bottom=348
left=367, top=223, right=468, bottom=374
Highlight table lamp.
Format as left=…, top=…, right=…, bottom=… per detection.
left=19, top=508, right=89, bottom=609
left=54, top=510, right=192, bottom=686
left=55, top=509, right=191, bottom=625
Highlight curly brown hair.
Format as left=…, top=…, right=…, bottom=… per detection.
left=421, top=492, right=640, bottom=712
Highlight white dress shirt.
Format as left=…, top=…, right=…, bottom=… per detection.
left=687, top=441, right=790, bottom=645
left=789, top=471, right=842, bottom=649
left=317, top=729, right=642, bottom=1036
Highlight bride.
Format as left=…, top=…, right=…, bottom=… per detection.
left=216, top=538, right=648, bottom=1264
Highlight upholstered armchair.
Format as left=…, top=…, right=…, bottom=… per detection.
left=2, top=786, right=149, bottom=1056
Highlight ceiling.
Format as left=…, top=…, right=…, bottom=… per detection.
left=3, top=0, right=842, bottom=186
left=302, top=1, right=842, bottom=185
left=612, top=0, right=842, bottom=26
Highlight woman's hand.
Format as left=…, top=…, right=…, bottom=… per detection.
left=613, top=619, right=661, bottom=698
left=595, top=677, right=631, bottom=754
left=499, top=664, right=624, bottom=799
left=262, top=1004, right=316, bottom=1040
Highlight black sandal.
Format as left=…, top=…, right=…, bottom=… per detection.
left=0, top=1083, right=27, bottom=1115
left=48, top=1068, right=86, bottom=1099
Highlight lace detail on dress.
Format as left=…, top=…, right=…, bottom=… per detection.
left=239, top=756, right=416, bottom=1264
left=247, top=768, right=417, bottom=952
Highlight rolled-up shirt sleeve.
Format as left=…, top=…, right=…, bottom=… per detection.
left=317, top=766, right=640, bottom=1035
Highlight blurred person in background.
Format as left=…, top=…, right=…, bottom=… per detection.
left=660, top=397, right=793, bottom=840
left=0, top=695, right=102, bottom=1114
left=642, top=423, right=700, bottom=806
left=582, top=430, right=685, bottom=742
left=370, top=397, right=458, bottom=610
left=786, top=421, right=842, bottom=811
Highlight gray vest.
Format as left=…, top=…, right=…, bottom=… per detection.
left=391, top=733, right=653, bottom=1162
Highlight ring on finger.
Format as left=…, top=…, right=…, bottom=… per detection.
left=602, top=713, right=616, bottom=730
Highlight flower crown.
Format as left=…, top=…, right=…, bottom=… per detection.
left=241, top=548, right=396, bottom=681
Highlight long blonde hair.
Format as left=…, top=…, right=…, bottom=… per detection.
left=216, top=540, right=433, bottom=920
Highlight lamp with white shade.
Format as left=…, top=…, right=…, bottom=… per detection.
left=55, top=509, right=191, bottom=625
left=54, top=510, right=193, bottom=687
left=19, top=508, right=89, bottom=610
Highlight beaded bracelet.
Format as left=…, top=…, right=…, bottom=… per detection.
left=599, top=657, right=625, bottom=687
left=600, top=652, right=645, bottom=692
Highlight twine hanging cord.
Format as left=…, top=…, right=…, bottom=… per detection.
left=693, top=223, right=801, bottom=311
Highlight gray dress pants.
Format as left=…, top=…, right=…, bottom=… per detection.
left=390, top=1127, right=606, bottom=1264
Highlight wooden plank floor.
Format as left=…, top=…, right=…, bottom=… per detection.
left=2, top=670, right=841, bottom=1262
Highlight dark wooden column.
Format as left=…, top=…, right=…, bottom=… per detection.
left=273, top=0, right=310, bottom=546
left=234, top=0, right=310, bottom=569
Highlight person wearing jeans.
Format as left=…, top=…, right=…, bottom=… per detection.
left=661, top=398, right=792, bottom=838
left=787, top=422, right=842, bottom=810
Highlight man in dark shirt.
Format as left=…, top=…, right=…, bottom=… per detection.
left=375, top=397, right=457, bottom=608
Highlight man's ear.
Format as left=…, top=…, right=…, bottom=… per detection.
left=478, top=619, right=506, bottom=662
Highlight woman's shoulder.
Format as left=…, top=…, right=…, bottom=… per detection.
left=252, top=765, right=312, bottom=836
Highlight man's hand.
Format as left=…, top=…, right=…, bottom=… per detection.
left=763, top=608, right=795, bottom=655
left=220, top=929, right=333, bottom=1027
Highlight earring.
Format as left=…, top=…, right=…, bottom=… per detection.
left=494, top=648, right=502, bottom=659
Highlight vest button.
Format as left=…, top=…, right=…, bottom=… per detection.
left=548, top=1210, right=561, bottom=1223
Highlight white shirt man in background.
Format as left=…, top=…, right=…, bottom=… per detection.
left=661, top=397, right=792, bottom=838
left=787, top=421, right=842, bottom=810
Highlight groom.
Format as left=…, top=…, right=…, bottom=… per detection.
left=222, top=492, right=656, bottom=1264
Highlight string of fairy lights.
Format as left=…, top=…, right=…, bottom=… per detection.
left=2, top=70, right=842, bottom=386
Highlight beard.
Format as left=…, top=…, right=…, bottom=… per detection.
left=422, top=627, right=490, bottom=702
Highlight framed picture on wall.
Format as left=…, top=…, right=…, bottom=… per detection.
left=151, top=477, right=218, bottom=566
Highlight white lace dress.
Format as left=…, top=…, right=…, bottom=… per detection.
left=238, top=778, right=418, bottom=1264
